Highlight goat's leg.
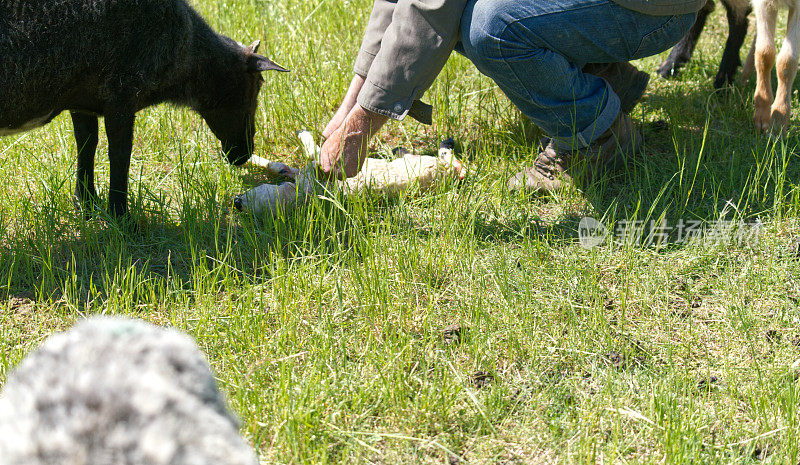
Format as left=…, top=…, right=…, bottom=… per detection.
left=753, top=1, right=778, bottom=133
left=657, top=0, right=714, bottom=79
left=770, top=7, right=800, bottom=133
left=714, top=3, right=751, bottom=88
left=741, top=33, right=757, bottom=83
left=71, top=111, right=99, bottom=213
left=104, top=110, right=135, bottom=219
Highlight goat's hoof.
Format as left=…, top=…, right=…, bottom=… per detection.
left=754, top=107, right=790, bottom=136
left=711, top=80, right=736, bottom=95
left=770, top=108, right=791, bottom=135
left=107, top=210, right=140, bottom=235
left=72, top=194, right=101, bottom=219
left=656, top=67, right=673, bottom=80
left=754, top=109, right=774, bottom=134
left=656, top=62, right=680, bottom=80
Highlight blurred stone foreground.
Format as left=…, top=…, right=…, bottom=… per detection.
left=0, top=317, right=258, bottom=465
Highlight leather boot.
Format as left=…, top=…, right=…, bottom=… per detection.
left=508, top=111, right=642, bottom=193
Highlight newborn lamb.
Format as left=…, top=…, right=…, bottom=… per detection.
left=234, top=132, right=466, bottom=216
left=0, top=317, right=258, bottom=465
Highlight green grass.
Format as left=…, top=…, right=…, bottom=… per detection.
left=2, top=1, right=800, bottom=463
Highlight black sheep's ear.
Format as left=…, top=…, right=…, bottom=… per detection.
left=247, top=40, right=261, bottom=53
left=246, top=53, right=289, bottom=73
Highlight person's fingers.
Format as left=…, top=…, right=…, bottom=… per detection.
left=322, top=106, right=349, bottom=139
left=317, top=128, right=365, bottom=180
left=318, top=104, right=388, bottom=181
left=317, top=130, right=346, bottom=180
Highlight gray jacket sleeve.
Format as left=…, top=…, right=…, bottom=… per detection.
left=354, top=0, right=468, bottom=122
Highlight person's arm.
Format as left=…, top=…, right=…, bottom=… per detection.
left=320, top=0, right=467, bottom=179
left=322, top=0, right=396, bottom=139
left=322, top=75, right=366, bottom=140
left=356, top=0, right=467, bottom=121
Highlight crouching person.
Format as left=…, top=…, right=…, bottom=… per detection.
left=319, top=0, right=702, bottom=192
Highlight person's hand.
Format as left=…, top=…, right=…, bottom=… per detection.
left=318, top=104, right=388, bottom=179
left=322, top=75, right=366, bottom=139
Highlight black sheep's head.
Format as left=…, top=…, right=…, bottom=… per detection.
left=201, top=39, right=288, bottom=166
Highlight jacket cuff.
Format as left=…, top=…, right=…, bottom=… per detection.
left=357, top=79, right=432, bottom=124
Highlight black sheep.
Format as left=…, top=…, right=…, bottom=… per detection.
left=0, top=0, right=287, bottom=218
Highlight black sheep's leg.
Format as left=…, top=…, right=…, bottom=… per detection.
left=713, top=5, right=751, bottom=89
left=104, top=110, right=135, bottom=220
left=657, top=0, right=714, bottom=79
left=71, top=111, right=99, bottom=213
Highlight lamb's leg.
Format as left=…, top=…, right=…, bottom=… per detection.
left=770, top=7, right=800, bottom=133
left=714, top=3, right=751, bottom=88
left=657, top=0, right=714, bottom=79
left=71, top=112, right=99, bottom=212
left=104, top=111, right=135, bottom=219
left=753, top=1, right=778, bottom=133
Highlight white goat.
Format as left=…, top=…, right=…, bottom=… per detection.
left=742, top=0, right=800, bottom=133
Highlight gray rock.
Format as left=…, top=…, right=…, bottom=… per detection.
left=0, top=317, right=258, bottom=465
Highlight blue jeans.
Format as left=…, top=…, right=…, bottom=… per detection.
left=459, top=0, right=696, bottom=149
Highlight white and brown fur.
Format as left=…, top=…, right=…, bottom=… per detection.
left=741, top=0, right=800, bottom=133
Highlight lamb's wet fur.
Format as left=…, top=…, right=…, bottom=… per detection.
left=0, top=317, right=258, bottom=465
left=0, top=0, right=287, bottom=217
left=236, top=133, right=467, bottom=217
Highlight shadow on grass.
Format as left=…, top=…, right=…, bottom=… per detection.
left=0, top=182, right=363, bottom=306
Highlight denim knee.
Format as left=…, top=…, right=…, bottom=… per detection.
left=460, top=0, right=510, bottom=65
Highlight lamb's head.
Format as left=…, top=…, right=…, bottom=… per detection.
left=200, top=39, right=288, bottom=166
